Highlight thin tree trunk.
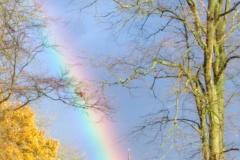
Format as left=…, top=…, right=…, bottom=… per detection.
left=201, top=112, right=210, bottom=160
left=195, top=95, right=209, bottom=160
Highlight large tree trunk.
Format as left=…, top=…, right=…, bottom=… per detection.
left=208, top=95, right=224, bottom=160
left=204, top=1, right=226, bottom=160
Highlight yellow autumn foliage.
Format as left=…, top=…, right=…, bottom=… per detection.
left=0, top=103, right=59, bottom=160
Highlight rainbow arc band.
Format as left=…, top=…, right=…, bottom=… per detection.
left=33, top=0, right=127, bottom=159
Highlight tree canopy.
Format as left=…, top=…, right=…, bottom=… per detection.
left=0, top=102, right=59, bottom=160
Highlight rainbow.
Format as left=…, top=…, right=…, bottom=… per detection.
left=34, top=1, right=127, bottom=160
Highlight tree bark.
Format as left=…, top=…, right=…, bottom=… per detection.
left=204, top=1, right=226, bottom=160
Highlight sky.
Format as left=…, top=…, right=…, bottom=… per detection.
left=26, top=1, right=240, bottom=160
left=33, top=0, right=163, bottom=160
left=31, top=1, right=212, bottom=160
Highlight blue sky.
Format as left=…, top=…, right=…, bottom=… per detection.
left=33, top=1, right=207, bottom=160
left=34, top=0, right=163, bottom=159
left=31, top=1, right=240, bottom=160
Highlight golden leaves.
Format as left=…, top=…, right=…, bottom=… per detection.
left=0, top=103, right=59, bottom=160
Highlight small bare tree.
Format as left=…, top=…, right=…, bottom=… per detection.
left=0, top=0, right=107, bottom=112
left=80, top=0, right=240, bottom=160
left=57, top=145, right=85, bottom=160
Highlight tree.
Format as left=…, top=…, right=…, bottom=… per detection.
left=81, top=0, right=240, bottom=160
left=0, top=0, right=105, bottom=111
left=0, top=102, right=59, bottom=160
left=57, top=145, right=84, bottom=160
left=0, top=1, right=105, bottom=158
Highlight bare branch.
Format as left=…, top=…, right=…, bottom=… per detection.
left=219, top=1, right=240, bottom=17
